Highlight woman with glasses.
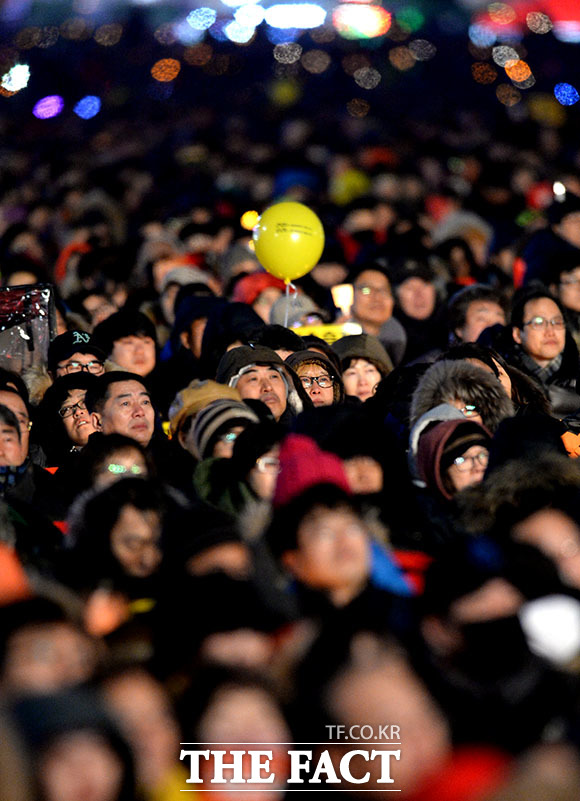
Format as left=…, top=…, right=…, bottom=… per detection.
left=286, top=350, right=344, bottom=407
left=35, top=373, right=100, bottom=468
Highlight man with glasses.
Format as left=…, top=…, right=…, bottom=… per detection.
left=47, top=330, right=106, bottom=381
left=510, top=288, right=580, bottom=416
left=349, top=265, right=407, bottom=366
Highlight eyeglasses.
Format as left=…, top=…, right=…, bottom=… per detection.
left=255, top=456, right=281, bottom=474
left=219, top=431, right=239, bottom=443
left=560, top=277, right=580, bottom=286
left=522, top=316, right=565, bottom=330
left=458, top=404, right=480, bottom=418
left=57, top=360, right=104, bottom=374
left=354, top=284, right=392, bottom=298
left=300, top=375, right=335, bottom=389
left=59, top=400, right=87, bottom=418
left=106, top=463, right=144, bottom=476
left=452, top=450, right=489, bottom=472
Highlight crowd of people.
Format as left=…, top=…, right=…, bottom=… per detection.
left=4, top=93, right=580, bottom=800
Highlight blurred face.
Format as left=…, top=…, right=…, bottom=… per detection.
left=465, top=357, right=512, bottom=397
left=212, top=425, right=245, bottom=459
left=253, top=287, right=283, bottom=323
left=110, top=504, right=162, bottom=578
left=55, top=352, right=105, bottom=378
left=512, top=508, right=580, bottom=590
left=95, top=380, right=155, bottom=446
left=180, top=318, right=208, bottom=359
left=513, top=297, right=566, bottom=367
left=2, top=622, right=96, bottom=693
left=236, top=365, right=287, bottom=421
left=60, top=389, right=97, bottom=447
left=555, top=212, right=580, bottom=249
left=445, top=444, right=489, bottom=493
left=352, top=269, right=394, bottom=332
left=396, top=277, right=437, bottom=320
left=82, top=294, right=117, bottom=329
left=342, top=358, right=381, bottom=402
left=343, top=456, right=383, bottom=494
left=93, top=447, right=148, bottom=489
left=40, top=731, right=124, bottom=801
left=247, top=445, right=280, bottom=501
left=0, top=390, right=30, bottom=455
left=111, top=335, right=156, bottom=377
left=0, top=422, right=25, bottom=466
left=447, top=397, right=484, bottom=425
left=555, top=266, right=580, bottom=313
left=297, top=363, right=335, bottom=407
left=283, top=504, right=370, bottom=606
left=456, top=300, right=506, bottom=342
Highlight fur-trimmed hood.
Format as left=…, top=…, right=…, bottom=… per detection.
left=410, top=359, right=514, bottom=433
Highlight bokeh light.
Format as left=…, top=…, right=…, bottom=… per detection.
left=554, top=83, right=579, bottom=106
left=187, top=8, right=217, bottom=31
left=496, top=84, right=520, bottom=106
left=342, top=53, right=370, bottom=76
left=224, top=22, right=256, bottom=44
left=241, top=210, right=260, bottom=230
left=488, top=3, right=516, bottom=25
left=504, top=59, right=531, bottom=82
left=526, top=12, right=553, bottom=34
left=183, top=44, right=213, bottom=66
left=1, top=63, right=30, bottom=92
left=389, top=46, right=415, bottom=71
left=265, top=4, right=326, bottom=30
left=301, top=49, right=331, bottom=73
left=13, top=27, right=41, bottom=50
left=409, top=39, right=436, bottom=61
left=151, top=59, right=181, bottom=82
left=492, top=45, right=519, bottom=66
left=154, top=24, right=177, bottom=45
left=310, top=26, right=335, bottom=43
left=273, top=43, right=302, bottom=64
left=471, top=62, right=497, bottom=84
left=235, top=5, right=265, bottom=28
left=397, top=7, right=424, bottom=33
left=468, top=22, right=496, bottom=47
left=74, top=95, right=101, bottom=119
left=38, top=27, right=59, bottom=48
left=32, top=95, right=64, bottom=119
left=333, top=5, right=391, bottom=39
left=94, top=23, right=123, bottom=46
left=347, top=98, right=370, bottom=118
left=60, top=18, right=93, bottom=41
left=354, top=67, right=381, bottom=89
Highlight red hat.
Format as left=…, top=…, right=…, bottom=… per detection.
left=232, top=272, right=286, bottom=306
left=273, top=433, right=351, bottom=508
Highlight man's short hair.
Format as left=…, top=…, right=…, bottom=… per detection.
left=510, top=285, right=566, bottom=330
left=447, top=284, right=507, bottom=334
left=84, top=371, right=151, bottom=415
left=0, top=404, right=21, bottom=441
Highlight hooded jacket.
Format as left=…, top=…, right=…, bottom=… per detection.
left=410, top=359, right=514, bottom=434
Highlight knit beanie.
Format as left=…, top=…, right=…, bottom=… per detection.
left=439, top=426, right=491, bottom=473
left=332, top=334, right=393, bottom=376
left=232, top=273, right=286, bottom=306
left=168, top=379, right=241, bottom=436
left=215, top=345, right=286, bottom=386
left=273, top=433, right=351, bottom=509
left=191, top=399, right=260, bottom=460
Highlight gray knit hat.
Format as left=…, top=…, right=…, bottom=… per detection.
left=191, top=399, right=260, bottom=460
left=331, top=334, right=393, bottom=376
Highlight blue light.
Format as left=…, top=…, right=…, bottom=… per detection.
left=554, top=83, right=579, bottom=106
left=468, top=22, right=496, bottom=48
left=73, top=95, right=101, bottom=119
left=187, top=8, right=217, bottom=30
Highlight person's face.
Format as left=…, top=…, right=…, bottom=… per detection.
left=456, top=301, right=506, bottom=342
left=160, top=283, right=180, bottom=326
left=351, top=269, right=394, bottom=329
left=180, top=318, right=207, bottom=359
left=283, top=505, right=370, bottom=606
left=236, top=365, right=287, bottom=421
left=94, top=380, right=155, bottom=446
left=465, top=357, right=512, bottom=397
left=555, top=212, right=580, bottom=249
left=111, top=335, right=156, bottom=377
left=342, top=358, right=381, bottom=402
left=447, top=398, right=484, bottom=425
left=2, top=622, right=96, bottom=693
left=0, top=390, right=30, bottom=455
left=0, top=422, right=25, bottom=466
left=60, top=388, right=97, bottom=447
left=556, top=266, right=580, bottom=313
left=512, top=508, right=580, bottom=591
left=40, top=731, right=124, bottom=801
left=54, top=352, right=105, bottom=378
left=247, top=445, right=280, bottom=501
left=110, top=504, right=162, bottom=578
left=445, top=444, right=489, bottom=494
left=396, top=277, right=437, bottom=320
left=212, top=425, right=245, bottom=459
left=512, top=297, right=566, bottom=366
left=297, top=362, right=335, bottom=407
left=93, top=447, right=148, bottom=489
left=343, top=455, right=383, bottom=494
left=82, top=294, right=117, bottom=329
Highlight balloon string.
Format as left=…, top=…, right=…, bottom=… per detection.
left=283, top=282, right=297, bottom=328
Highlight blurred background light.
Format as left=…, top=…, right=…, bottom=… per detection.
left=32, top=94, right=64, bottom=119
left=74, top=95, right=101, bottom=119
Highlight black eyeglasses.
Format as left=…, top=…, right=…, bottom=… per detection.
left=453, top=450, right=489, bottom=472
left=300, top=375, right=335, bottom=389
left=59, top=400, right=87, bottom=418
left=57, top=360, right=104, bottom=374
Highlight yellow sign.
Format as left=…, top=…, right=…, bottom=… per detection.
left=294, top=322, right=362, bottom=345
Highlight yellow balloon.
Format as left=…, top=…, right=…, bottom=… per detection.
left=252, top=202, right=325, bottom=283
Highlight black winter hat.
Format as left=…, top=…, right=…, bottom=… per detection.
left=48, top=330, right=105, bottom=375
left=216, top=345, right=286, bottom=385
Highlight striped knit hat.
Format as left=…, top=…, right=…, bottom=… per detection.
left=191, top=399, right=260, bottom=460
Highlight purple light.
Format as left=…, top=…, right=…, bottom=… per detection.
left=32, top=95, right=64, bottom=119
